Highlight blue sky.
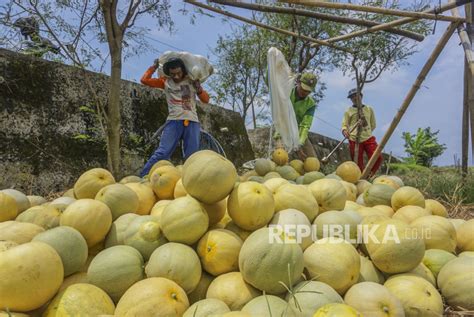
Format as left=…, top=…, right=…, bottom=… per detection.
left=121, top=2, right=470, bottom=166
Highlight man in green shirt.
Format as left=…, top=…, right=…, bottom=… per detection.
left=290, top=72, right=318, bottom=160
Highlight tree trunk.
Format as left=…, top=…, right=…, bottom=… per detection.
left=251, top=102, right=257, bottom=129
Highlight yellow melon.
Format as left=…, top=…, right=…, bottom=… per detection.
left=149, top=199, right=171, bottom=220
left=115, top=277, right=189, bottom=316
left=308, top=179, right=347, bottom=213
left=206, top=272, right=260, bottom=311
left=424, top=199, right=447, bottom=217
left=344, top=282, right=404, bottom=317
left=104, top=213, right=139, bottom=248
left=263, top=177, right=288, bottom=192
left=174, top=178, right=187, bottom=198
left=16, top=205, right=61, bottom=230
left=183, top=150, right=237, bottom=204
left=241, top=295, right=287, bottom=317
left=270, top=209, right=313, bottom=250
left=0, top=220, right=44, bottom=244
left=224, top=221, right=252, bottom=242
left=372, top=205, right=394, bottom=217
left=391, top=186, right=425, bottom=211
left=184, top=298, right=230, bottom=317
left=356, top=179, right=372, bottom=195
left=303, top=157, right=320, bottom=172
left=228, top=182, right=274, bottom=231
left=161, top=196, right=209, bottom=245
left=422, top=249, right=456, bottom=278
left=95, top=183, right=139, bottom=220
left=285, top=281, right=343, bottom=316
left=271, top=148, right=289, bottom=166
left=73, top=168, right=115, bottom=199
left=355, top=206, right=387, bottom=218
left=149, top=160, right=174, bottom=176
left=43, top=283, right=115, bottom=316
left=150, top=165, right=181, bottom=200
left=437, top=256, right=474, bottom=310
left=273, top=183, right=319, bottom=221
left=188, top=272, right=215, bottom=305
left=0, top=192, right=18, bottom=222
left=411, top=215, right=457, bottom=253
left=59, top=272, right=89, bottom=292
left=405, top=263, right=436, bottom=286
left=119, top=175, right=142, bottom=184
left=197, top=229, right=243, bottom=276
left=449, top=218, right=466, bottom=230
left=358, top=255, right=385, bottom=284
left=384, top=275, right=443, bottom=317
left=313, top=303, right=362, bottom=317
left=392, top=205, right=431, bottom=224
left=313, top=210, right=362, bottom=245
left=344, top=200, right=363, bottom=211
left=290, top=159, right=305, bottom=175
left=27, top=195, right=46, bottom=207
left=373, top=175, right=400, bottom=190
left=1, top=189, right=30, bottom=213
left=341, top=180, right=358, bottom=202
left=202, top=199, right=227, bottom=225
left=124, top=182, right=156, bottom=215
left=304, top=237, right=360, bottom=295
left=336, top=161, right=361, bottom=184
left=456, top=219, right=474, bottom=252
left=123, top=215, right=167, bottom=260
left=0, top=241, right=63, bottom=312
left=0, top=240, right=17, bottom=252
left=60, top=199, right=112, bottom=247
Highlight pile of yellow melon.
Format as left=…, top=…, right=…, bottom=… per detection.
left=1, top=149, right=473, bottom=317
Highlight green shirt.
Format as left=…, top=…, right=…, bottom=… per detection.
left=290, top=88, right=316, bottom=145
left=341, top=105, right=376, bottom=142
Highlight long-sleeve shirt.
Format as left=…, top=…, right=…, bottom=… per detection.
left=341, top=105, right=376, bottom=142
left=290, top=88, right=316, bottom=145
left=140, top=66, right=210, bottom=122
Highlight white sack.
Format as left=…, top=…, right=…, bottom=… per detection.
left=159, top=50, right=214, bottom=83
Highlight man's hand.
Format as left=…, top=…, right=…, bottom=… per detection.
left=342, top=129, right=350, bottom=139
left=297, top=148, right=307, bottom=161
left=153, top=58, right=160, bottom=69
left=193, top=79, right=203, bottom=94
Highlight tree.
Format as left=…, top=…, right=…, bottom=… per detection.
left=1, top=0, right=173, bottom=177
left=402, top=127, right=446, bottom=167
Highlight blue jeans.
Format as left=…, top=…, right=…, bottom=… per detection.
left=140, top=120, right=200, bottom=177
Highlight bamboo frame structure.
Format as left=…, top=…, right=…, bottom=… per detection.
left=210, top=0, right=424, bottom=41
left=361, top=22, right=460, bottom=179
left=321, top=0, right=471, bottom=44
left=281, top=0, right=464, bottom=22
left=184, top=0, right=352, bottom=53
left=450, top=0, right=474, bottom=75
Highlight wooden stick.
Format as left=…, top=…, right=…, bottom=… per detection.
left=466, top=2, right=474, bottom=162
left=361, top=22, right=459, bottom=179
left=318, top=0, right=471, bottom=44
left=450, top=0, right=474, bottom=76
left=281, top=0, right=464, bottom=22
left=184, top=0, right=352, bottom=53
left=462, top=60, right=470, bottom=177
left=210, top=0, right=424, bottom=41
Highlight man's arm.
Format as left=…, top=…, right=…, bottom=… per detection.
left=193, top=80, right=210, bottom=104
left=298, top=106, right=315, bottom=146
left=341, top=109, right=350, bottom=138
left=140, top=66, right=166, bottom=89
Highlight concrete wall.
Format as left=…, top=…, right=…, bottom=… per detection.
left=0, top=48, right=254, bottom=195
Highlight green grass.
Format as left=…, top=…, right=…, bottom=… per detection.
left=386, top=163, right=474, bottom=205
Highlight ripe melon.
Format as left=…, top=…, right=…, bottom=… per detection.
left=104, top=213, right=139, bottom=248
left=206, top=272, right=260, bottom=311
left=389, top=175, right=404, bottom=187
left=449, top=218, right=467, bottom=230
left=308, top=179, right=347, bottom=213
left=161, top=196, right=209, bottom=245
left=27, top=195, right=46, bottom=207
left=356, top=179, right=372, bottom=195
left=313, top=210, right=362, bottom=245
left=183, top=150, right=237, bottom=204
left=16, top=205, right=61, bottom=229
left=0, top=220, right=44, bottom=244
left=0, top=192, right=18, bottom=222
left=363, top=184, right=396, bottom=207
left=88, top=245, right=144, bottom=302
left=115, top=277, right=189, bottom=316
left=228, top=182, right=274, bottom=231
left=271, top=148, right=289, bottom=166
left=0, top=241, right=64, bottom=312
left=373, top=175, right=400, bottom=190
left=341, top=180, right=357, bottom=201
left=149, top=160, right=174, bottom=176
left=0, top=240, right=17, bottom=252
left=197, top=229, right=242, bottom=276
left=173, top=178, right=187, bottom=198
left=344, top=200, right=363, bottom=211
left=263, top=177, right=288, bottom=192
left=285, top=281, right=343, bottom=317
left=248, top=175, right=264, bottom=183
left=391, top=186, right=425, bottom=211
left=263, top=171, right=281, bottom=181
left=119, top=175, right=142, bottom=184
left=384, top=275, right=443, bottom=317
left=95, top=184, right=139, bottom=220
left=356, top=206, right=388, bottom=219
left=273, top=183, right=319, bottom=221
left=424, top=199, right=447, bottom=217
left=1, top=189, right=30, bottom=213
left=411, top=215, right=457, bottom=253
left=422, top=249, right=456, bottom=278
left=239, top=227, right=304, bottom=294
left=456, top=219, right=474, bottom=252
left=124, top=182, right=156, bottom=215
left=304, top=237, right=360, bottom=294
left=367, top=219, right=425, bottom=274
left=240, top=170, right=258, bottom=182
left=241, top=295, right=287, bottom=317
left=313, top=303, right=362, bottom=317
left=49, top=197, right=76, bottom=211
left=275, top=166, right=300, bottom=181
left=184, top=298, right=230, bottom=317
left=224, top=221, right=252, bottom=242
left=43, top=283, right=115, bottom=316
left=123, top=215, right=167, bottom=260
left=60, top=199, right=112, bottom=247
left=149, top=199, right=171, bottom=220
left=324, top=173, right=342, bottom=181
left=437, top=256, right=474, bottom=310
left=145, top=242, right=201, bottom=294
left=358, top=255, right=385, bottom=284
left=59, top=272, right=89, bottom=292
left=356, top=193, right=366, bottom=206
left=33, top=226, right=88, bottom=277
left=62, top=188, right=76, bottom=198
left=372, top=205, right=394, bottom=217
left=73, top=168, right=115, bottom=199
left=290, top=159, right=305, bottom=175
left=188, top=272, right=214, bottom=305
left=304, top=157, right=320, bottom=172
left=254, top=159, right=273, bottom=176
left=202, top=199, right=227, bottom=225
left=344, top=282, right=404, bottom=317
left=150, top=166, right=181, bottom=200
left=406, top=263, right=436, bottom=286
left=269, top=209, right=313, bottom=250
left=336, top=161, right=361, bottom=184
left=303, top=171, right=325, bottom=184
left=392, top=205, right=431, bottom=223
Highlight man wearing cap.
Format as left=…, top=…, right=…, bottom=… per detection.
left=341, top=89, right=382, bottom=177
left=139, top=58, right=210, bottom=177
left=290, top=72, right=318, bottom=160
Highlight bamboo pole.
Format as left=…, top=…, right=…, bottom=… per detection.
left=466, top=2, right=474, bottom=163
left=450, top=0, right=474, bottom=77
left=210, top=0, right=424, bottom=41
left=184, top=0, right=352, bottom=53
left=317, top=0, right=470, bottom=45
left=361, top=22, right=460, bottom=179
left=281, top=0, right=464, bottom=22
left=463, top=60, right=469, bottom=177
